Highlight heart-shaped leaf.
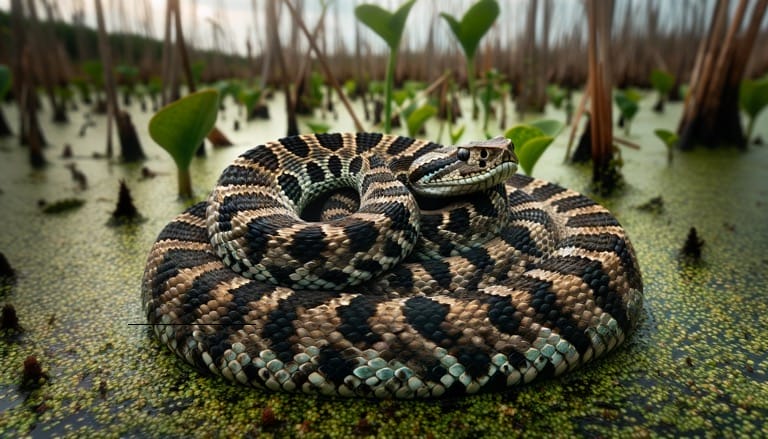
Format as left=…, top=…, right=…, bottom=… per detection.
left=529, top=119, right=564, bottom=138
left=516, top=136, right=554, bottom=176
left=355, top=0, right=416, bottom=50
left=650, top=69, right=674, bottom=94
left=149, top=89, right=219, bottom=171
left=654, top=129, right=678, bottom=148
left=740, top=78, right=768, bottom=119
left=406, top=104, right=436, bottom=137
left=504, top=124, right=556, bottom=176
left=440, top=0, right=499, bottom=60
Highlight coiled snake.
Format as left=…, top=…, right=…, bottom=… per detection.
left=142, top=132, right=643, bottom=398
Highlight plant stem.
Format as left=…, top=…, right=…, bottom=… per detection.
left=466, top=56, right=477, bottom=120
left=746, top=116, right=755, bottom=144
left=178, top=166, right=192, bottom=199
left=384, top=51, right=397, bottom=133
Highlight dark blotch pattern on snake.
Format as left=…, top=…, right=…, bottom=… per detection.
left=142, top=132, right=643, bottom=398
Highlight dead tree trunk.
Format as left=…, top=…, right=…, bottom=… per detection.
left=11, top=0, right=47, bottom=166
left=95, top=0, right=146, bottom=162
left=677, top=0, right=768, bottom=150
left=586, top=0, right=619, bottom=193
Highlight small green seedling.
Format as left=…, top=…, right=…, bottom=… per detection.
left=405, top=103, right=437, bottom=137
left=238, top=87, right=263, bottom=120
left=739, top=77, right=768, bottom=144
left=149, top=89, right=219, bottom=198
left=650, top=69, right=674, bottom=113
left=614, top=89, right=641, bottom=135
left=306, top=121, right=331, bottom=134
left=504, top=119, right=564, bottom=176
left=441, top=0, right=499, bottom=119
left=654, top=128, right=678, bottom=164
left=355, top=0, right=416, bottom=133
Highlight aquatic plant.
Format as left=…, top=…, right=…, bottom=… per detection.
left=148, top=89, right=219, bottom=199
left=654, top=128, right=678, bottom=164
left=504, top=119, right=564, bottom=176
left=405, top=104, right=437, bottom=137
left=355, top=0, right=416, bottom=133
left=440, top=0, right=499, bottom=120
left=614, top=88, right=641, bottom=135
left=649, top=68, right=674, bottom=113
left=306, top=121, right=331, bottom=134
left=238, top=87, right=263, bottom=121
left=739, top=76, right=768, bottom=144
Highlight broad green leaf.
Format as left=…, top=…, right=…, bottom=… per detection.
left=149, top=89, right=219, bottom=171
left=406, top=104, right=437, bottom=137
left=0, top=65, right=11, bottom=99
left=654, top=129, right=678, bottom=148
left=615, top=92, right=639, bottom=120
left=393, top=89, right=410, bottom=106
left=650, top=69, right=674, bottom=94
left=306, top=121, right=331, bottom=134
left=238, top=88, right=262, bottom=113
left=440, top=0, right=499, bottom=60
left=529, top=119, right=564, bottom=138
left=504, top=124, right=556, bottom=175
left=739, top=79, right=768, bottom=119
left=516, top=136, right=554, bottom=176
left=504, top=125, right=546, bottom=153
left=355, top=0, right=416, bottom=50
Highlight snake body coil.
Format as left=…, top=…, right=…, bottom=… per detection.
left=142, top=132, right=643, bottom=398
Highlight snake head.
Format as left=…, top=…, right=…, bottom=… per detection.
left=409, top=136, right=518, bottom=197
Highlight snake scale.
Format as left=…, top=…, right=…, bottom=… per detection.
left=142, top=132, right=643, bottom=398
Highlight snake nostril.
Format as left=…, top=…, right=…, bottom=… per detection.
left=480, top=149, right=488, bottom=159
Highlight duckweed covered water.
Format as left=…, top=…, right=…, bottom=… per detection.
left=1, top=95, right=766, bottom=437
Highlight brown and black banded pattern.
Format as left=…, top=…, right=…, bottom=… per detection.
left=142, top=133, right=643, bottom=399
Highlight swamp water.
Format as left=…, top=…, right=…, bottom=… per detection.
left=0, top=94, right=766, bottom=437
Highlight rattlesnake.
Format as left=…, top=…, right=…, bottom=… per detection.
left=142, top=132, right=642, bottom=398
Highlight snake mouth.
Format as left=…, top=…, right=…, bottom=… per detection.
left=411, top=161, right=518, bottom=198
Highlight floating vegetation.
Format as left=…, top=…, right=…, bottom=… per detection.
left=636, top=196, right=665, bottom=214
left=39, top=198, right=86, bottom=214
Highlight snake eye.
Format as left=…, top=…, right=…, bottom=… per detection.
left=457, top=147, right=470, bottom=161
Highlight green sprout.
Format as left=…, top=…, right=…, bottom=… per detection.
left=614, top=88, right=642, bottom=136
left=650, top=69, right=674, bottom=113
left=504, top=119, right=564, bottom=176
left=654, top=128, right=678, bottom=164
left=739, top=77, right=768, bottom=144
left=148, top=89, right=219, bottom=199
left=440, top=0, right=499, bottom=119
left=405, top=104, right=437, bottom=137
left=355, top=0, right=416, bottom=133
